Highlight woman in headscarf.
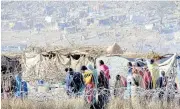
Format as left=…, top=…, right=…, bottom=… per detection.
left=99, top=60, right=110, bottom=88
left=143, top=65, right=152, bottom=89
left=87, top=64, right=98, bottom=89
left=135, top=62, right=144, bottom=77
left=81, top=66, right=95, bottom=104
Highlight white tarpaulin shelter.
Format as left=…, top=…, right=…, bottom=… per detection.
left=158, top=53, right=180, bottom=89
left=22, top=47, right=105, bottom=82
left=96, top=56, right=129, bottom=87
left=159, top=54, right=178, bottom=75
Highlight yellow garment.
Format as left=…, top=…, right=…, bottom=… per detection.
left=84, top=70, right=93, bottom=85
left=9, top=23, right=15, bottom=28
left=149, top=63, right=159, bottom=88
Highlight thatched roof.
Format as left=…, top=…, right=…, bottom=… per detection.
left=106, top=43, right=123, bottom=54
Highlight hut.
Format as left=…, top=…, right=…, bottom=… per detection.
left=106, top=43, right=124, bottom=55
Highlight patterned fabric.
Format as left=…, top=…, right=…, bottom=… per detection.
left=83, top=70, right=94, bottom=85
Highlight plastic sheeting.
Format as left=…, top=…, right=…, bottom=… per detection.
left=22, top=52, right=95, bottom=81
left=158, top=53, right=177, bottom=75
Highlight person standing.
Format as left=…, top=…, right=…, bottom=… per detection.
left=148, top=59, right=159, bottom=88
left=65, top=68, right=74, bottom=96
left=99, top=60, right=110, bottom=87
left=65, top=67, right=84, bottom=97
left=81, top=66, right=95, bottom=104
left=142, top=65, right=153, bottom=89
left=156, top=71, right=168, bottom=101
left=126, top=62, right=133, bottom=99
left=15, top=73, right=22, bottom=98
left=97, top=70, right=109, bottom=109
left=114, top=74, right=127, bottom=97
left=87, top=64, right=98, bottom=89
left=156, top=71, right=167, bottom=88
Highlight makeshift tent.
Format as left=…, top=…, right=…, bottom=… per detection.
left=22, top=47, right=106, bottom=82
left=158, top=54, right=178, bottom=75
left=96, top=56, right=129, bottom=87
left=106, top=43, right=123, bottom=54
left=157, top=54, right=180, bottom=90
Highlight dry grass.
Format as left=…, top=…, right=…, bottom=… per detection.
left=2, top=97, right=180, bottom=109
left=1, top=98, right=86, bottom=109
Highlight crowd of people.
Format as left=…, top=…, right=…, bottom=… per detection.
left=64, top=59, right=177, bottom=108
left=1, top=58, right=177, bottom=108
left=65, top=60, right=110, bottom=109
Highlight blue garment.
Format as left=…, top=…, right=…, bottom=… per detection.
left=22, top=81, right=28, bottom=97
left=38, top=80, right=44, bottom=85
left=65, top=73, right=74, bottom=93
left=156, top=77, right=167, bottom=88
left=15, top=74, right=22, bottom=97
left=22, top=81, right=28, bottom=92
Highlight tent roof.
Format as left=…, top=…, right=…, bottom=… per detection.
left=106, top=43, right=123, bottom=54
left=24, top=46, right=107, bottom=57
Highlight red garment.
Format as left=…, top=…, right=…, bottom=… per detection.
left=100, top=65, right=110, bottom=80
left=120, top=76, right=127, bottom=87
left=137, top=67, right=144, bottom=77
left=143, top=70, right=152, bottom=89
left=85, top=84, right=94, bottom=103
